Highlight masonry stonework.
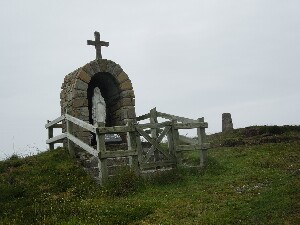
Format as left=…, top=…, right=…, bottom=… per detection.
left=60, top=59, right=136, bottom=146
left=222, top=113, right=233, bottom=132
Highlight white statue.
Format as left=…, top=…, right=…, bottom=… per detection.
left=92, top=87, right=106, bottom=125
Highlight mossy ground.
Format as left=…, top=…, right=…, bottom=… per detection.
left=0, top=126, right=299, bottom=224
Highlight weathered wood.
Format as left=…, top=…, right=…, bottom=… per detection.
left=157, top=112, right=197, bottom=123
left=136, top=121, right=172, bottom=129
left=127, top=120, right=140, bottom=175
left=67, top=118, right=75, bottom=158
left=143, top=126, right=171, bottom=163
left=47, top=123, right=54, bottom=150
left=167, top=121, right=175, bottom=159
left=177, top=143, right=209, bottom=152
left=150, top=108, right=159, bottom=161
left=100, top=150, right=137, bottom=159
left=46, top=133, right=67, bottom=144
left=136, top=127, right=173, bottom=161
left=172, top=120, right=182, bottom=165
left=96, top=123, right=108, bottom=185
left=198, top=117, right=208, bottom=167
left=177, top=144, right=201, bottom=151
left=67, top=133, right=98, bottom=157
left=65, top=114, right=96, bottom=133
left=174, top=122, right=208, bottom=129
left=136, top=112, right=151, bottom=121
left=97, top=125, right=134, bottom=134
left=52, top=124, right=63, bottom=129
left=179, top=135, right=197, bottom=145
left=45, top=115, right=65, bottom=128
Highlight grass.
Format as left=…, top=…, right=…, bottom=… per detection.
left=0, top=126, right=299, bottom=224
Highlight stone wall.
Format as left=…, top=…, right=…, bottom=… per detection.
left=60, top=59, right=136, bottom=146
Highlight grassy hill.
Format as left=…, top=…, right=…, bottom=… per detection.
left=0, top=126, right=299, bottom=224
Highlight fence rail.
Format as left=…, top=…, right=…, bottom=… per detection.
left=46, top=108, right=209, bottom=186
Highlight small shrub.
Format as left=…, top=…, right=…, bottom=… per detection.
left=104, top=166, right=141, bottom=197
left=256, top=125, right=284, bottom=135
left=222, top=138, right=245, bottom=147
left=0, top=183, right=26, bottom=201
left=148, top=169, right=184, bottom=186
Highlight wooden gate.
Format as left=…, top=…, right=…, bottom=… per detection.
left=135, top=121, right=177, bottom=170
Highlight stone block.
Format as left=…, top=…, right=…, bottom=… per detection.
left=82, top=63, right=95, bottom=76
left=120, top=90, right=135, bottom=98
left=74, top=79, right=88, bottom=91
left=120, top=98, right=133, bottom=107
left=79, top=107, right=89, bottom=117
left=77, top=115, right=89, bottom=121
left=98, top=59, right=108, bottom=71
left=117, top=71, right=129, bottom=84
left=73, top=98, right=88, bottom=108
left=120, top=109, right=128, bottom=120
left=120, top=80, right=133, bottom=91
left=112, top=64, right=123, bottom=78
left=106, top=60, right=117, bottom=75
left=76, top=131, right=91, bottom=139
left=89, top=60, right=100, bottom=74
left=72, top=90, right=87, bottom=98
left=77, top=70, right=91, bottom=83
left=60, top=91, right=65, bottom=99
left=127, top=107, right=136, bottom=119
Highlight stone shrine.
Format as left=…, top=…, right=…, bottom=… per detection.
left=222, top=113, right=233, bottom=132
left=60, top=32, right=136, bottom=147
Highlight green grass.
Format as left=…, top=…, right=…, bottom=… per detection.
left=0, top=126, right=299, bottom=224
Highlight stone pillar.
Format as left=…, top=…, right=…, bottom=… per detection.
left=222, top=113, right=233, bottom=132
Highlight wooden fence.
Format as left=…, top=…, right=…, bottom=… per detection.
left=45, top=108, right=209, bottom=185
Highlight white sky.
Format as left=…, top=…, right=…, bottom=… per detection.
left=0, top=0, right=299, bottom=159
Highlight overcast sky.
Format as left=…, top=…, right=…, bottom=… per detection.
left=0, top=0, right=299, bottom=159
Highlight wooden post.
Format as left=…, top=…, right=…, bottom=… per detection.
left=126, top=120, right=140, bottom=175
left=167, top=120, right=176, bottom=167
left=96, top=122, right=108, bottom=186
left=172, top=120, right=182, bottom=166
left=66, top=118, right=75, bottom=158
left=150, top=108, right=159, bottom=161
left=135, top=125, right=143, bottom=168
left=198, top=117, right=208, bottom=167
left=47, top=120, right=54, bottom=150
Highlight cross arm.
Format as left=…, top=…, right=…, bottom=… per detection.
left=100, top=41, right=109, bottom=47
left=87, top=40, right=96, bottom=45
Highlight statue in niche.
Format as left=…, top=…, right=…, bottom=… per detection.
left=92, top=87, right=106, bottom=125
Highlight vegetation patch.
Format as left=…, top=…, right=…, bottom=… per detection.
left=0, top=126, right=299, bottom=224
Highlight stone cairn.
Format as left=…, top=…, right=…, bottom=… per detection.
left=222, top=113, right=233, bottom=132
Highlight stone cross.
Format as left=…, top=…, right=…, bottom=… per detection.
left=87, top=31, right=109, bottom=59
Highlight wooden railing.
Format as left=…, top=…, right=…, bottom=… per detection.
left=136, top=107, right=209, bottom=167
left=46, top=108, right=209, bottom=185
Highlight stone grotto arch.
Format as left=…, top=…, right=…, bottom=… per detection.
left=60, top=59, right=136, bottom=145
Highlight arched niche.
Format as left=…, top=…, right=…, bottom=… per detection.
left=60, top=59, right=136, bottom=145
